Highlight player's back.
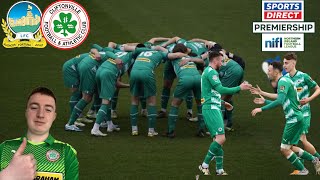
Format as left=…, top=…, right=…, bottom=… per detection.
left=171, top=57, right=200, bottom=78
left=133, top=51, right=167, bottom=71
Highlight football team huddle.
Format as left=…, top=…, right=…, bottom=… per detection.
left=62, top=36, right=320, bottom=176
left=62, top=37, right=245, bottom=137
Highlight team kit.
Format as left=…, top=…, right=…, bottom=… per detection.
left=62, top=36, right=320, bottom=176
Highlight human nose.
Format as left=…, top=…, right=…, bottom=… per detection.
left=37, top=108, right=45, bottom=118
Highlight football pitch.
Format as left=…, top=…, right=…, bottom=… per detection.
left=0, top=0, right=319, bottom=179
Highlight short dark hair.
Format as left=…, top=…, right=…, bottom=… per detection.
left=271, top=61, right=283, bottom=72
left=172, top=43, right=188, bottom=53
left=136, top=43, right=146, bottom=48
left=283, top=52, right=297, bottom=61
left=27, top=87, right=56, bottom=104
left=209, top=43, right=223, bottom=52
left=209, top=51, right=223, bottom=62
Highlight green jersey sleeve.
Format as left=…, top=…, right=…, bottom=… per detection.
left=161, top=51, right=169, bottom=62
left=261, top=93, right=285, bottom=111
left=177, top=38, right=187, bottom=44
left=101, top=51, right=117, bottom=61
left=207, top=69, right=241, bottom=94
left=304, top=73, right=317, bottom=89
left=64, top=144, right=79, bottom=180
left=208, top=70, right=222, bottom=87
left=133, top=47, right=152, bottom=57
left=92, top=44, right=103, bottom=51
left=143, top=42, right=153, bottom=48
left=277, top=78, right=290, bottom=95
left=0, top=142, right=3, bottom=166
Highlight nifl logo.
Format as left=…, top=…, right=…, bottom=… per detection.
left=265, top=37, right=282, bottom=48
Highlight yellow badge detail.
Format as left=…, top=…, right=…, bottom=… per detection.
left=2, top=18, right=46, bottom=48
left=136, top=58, right=151, bottom=62
left=107, top=58, right=116, bottom=64
left=201, top=98, right=205, bottom=104
left=296, top=87, right=303, bottom=92
left=182, top=64, right=196, bottom=69
left=35, top=172, right=63, bottom=180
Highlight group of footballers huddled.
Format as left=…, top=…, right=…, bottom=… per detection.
left=62, top=36, right=320, bottom=175
left=62, top=37, right=245, bottom=137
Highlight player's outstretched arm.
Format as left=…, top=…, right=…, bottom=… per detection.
left=250, top=85, right=277, bottom=99
left=148, top=37, right=170, bottom=44
left=161, top=36, right=181, bottom=47
left=108, top=42, right=117, bottom=49
left=152, top=46, right=169, bottom=53
left=167, top=52, right=188, bottom=60
left=179, top=58, right=204, bottom=66
left=190, top=38, right=217, bottom=49
left=190, top=38, right=209, bottom=44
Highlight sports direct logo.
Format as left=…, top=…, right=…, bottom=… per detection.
left=41, top=1, right=90, bottom=50
left=263, top=2, right=303, bottom=21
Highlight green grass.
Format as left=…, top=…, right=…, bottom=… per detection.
left=0, top=0, right=320, bottom=179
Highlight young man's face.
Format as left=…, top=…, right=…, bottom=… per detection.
left=25, top=93, right=56, bottom=136
left=267, top=65, right=277, bottom=80
left=283, top=58, right=296, bottom=73
left=215, top=55, right=223, bottom=69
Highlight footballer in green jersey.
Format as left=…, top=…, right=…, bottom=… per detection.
left=282, top=52, right=320, bottom=173
left=164, top=43, right=207, bottom=138
left=65, top=47, right=120, bottom=132
left=191, top=38, right=246, bottom=129
left=0, top=87, right=79, bottom=180
left=159, top=37, right=208, bottom=120
left=129, top=48, right=187, bottom=136
left=91, top=47, right=152, bottom=136
left=198, top=51, right=251, bottom=176
left=251, top=61, right=320, bottom=175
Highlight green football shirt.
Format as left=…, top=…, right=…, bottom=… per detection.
left=177, top=38, right=207, bottom=55
left=277, top=76, right=303, bottom=122
left=171, top=56, right=200, bottom=78
left=133, top=50, right=168, bottom=71
left=0, top=135, right=79, bottom=180
left=285, top=71, right=317, bottom=117
left=201, top=66, right=222, bottom=110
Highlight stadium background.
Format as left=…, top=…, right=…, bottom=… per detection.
left=0, top=0, right=319, bottom=179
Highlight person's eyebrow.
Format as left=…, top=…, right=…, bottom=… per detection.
left=29, top=102, right=54, bottom=109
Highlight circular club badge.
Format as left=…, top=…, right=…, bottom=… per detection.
left=41, top=1, right=90, bottom=50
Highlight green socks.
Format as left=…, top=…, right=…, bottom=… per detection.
left=111, top=89, right=119, bottom=110
left=168, top=106, right=178, bottom=132
left=197, top=105, right=205, bottom=130
left=147, top=105, right=157, bottom=129
left=288, top=152, right=304, bottom=171
left=161, top=87, right=170, bottom=110
left=95, top=104, right=110, bottom=124
left=68, top=99, right=88, bottom=125
left=203, top=141, right=223, bottom=170
left=69, top=90, right=81, bottom=112
left=130, top=105, right=138, bottom=126
left=186, top=91, right=193, bottom=110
